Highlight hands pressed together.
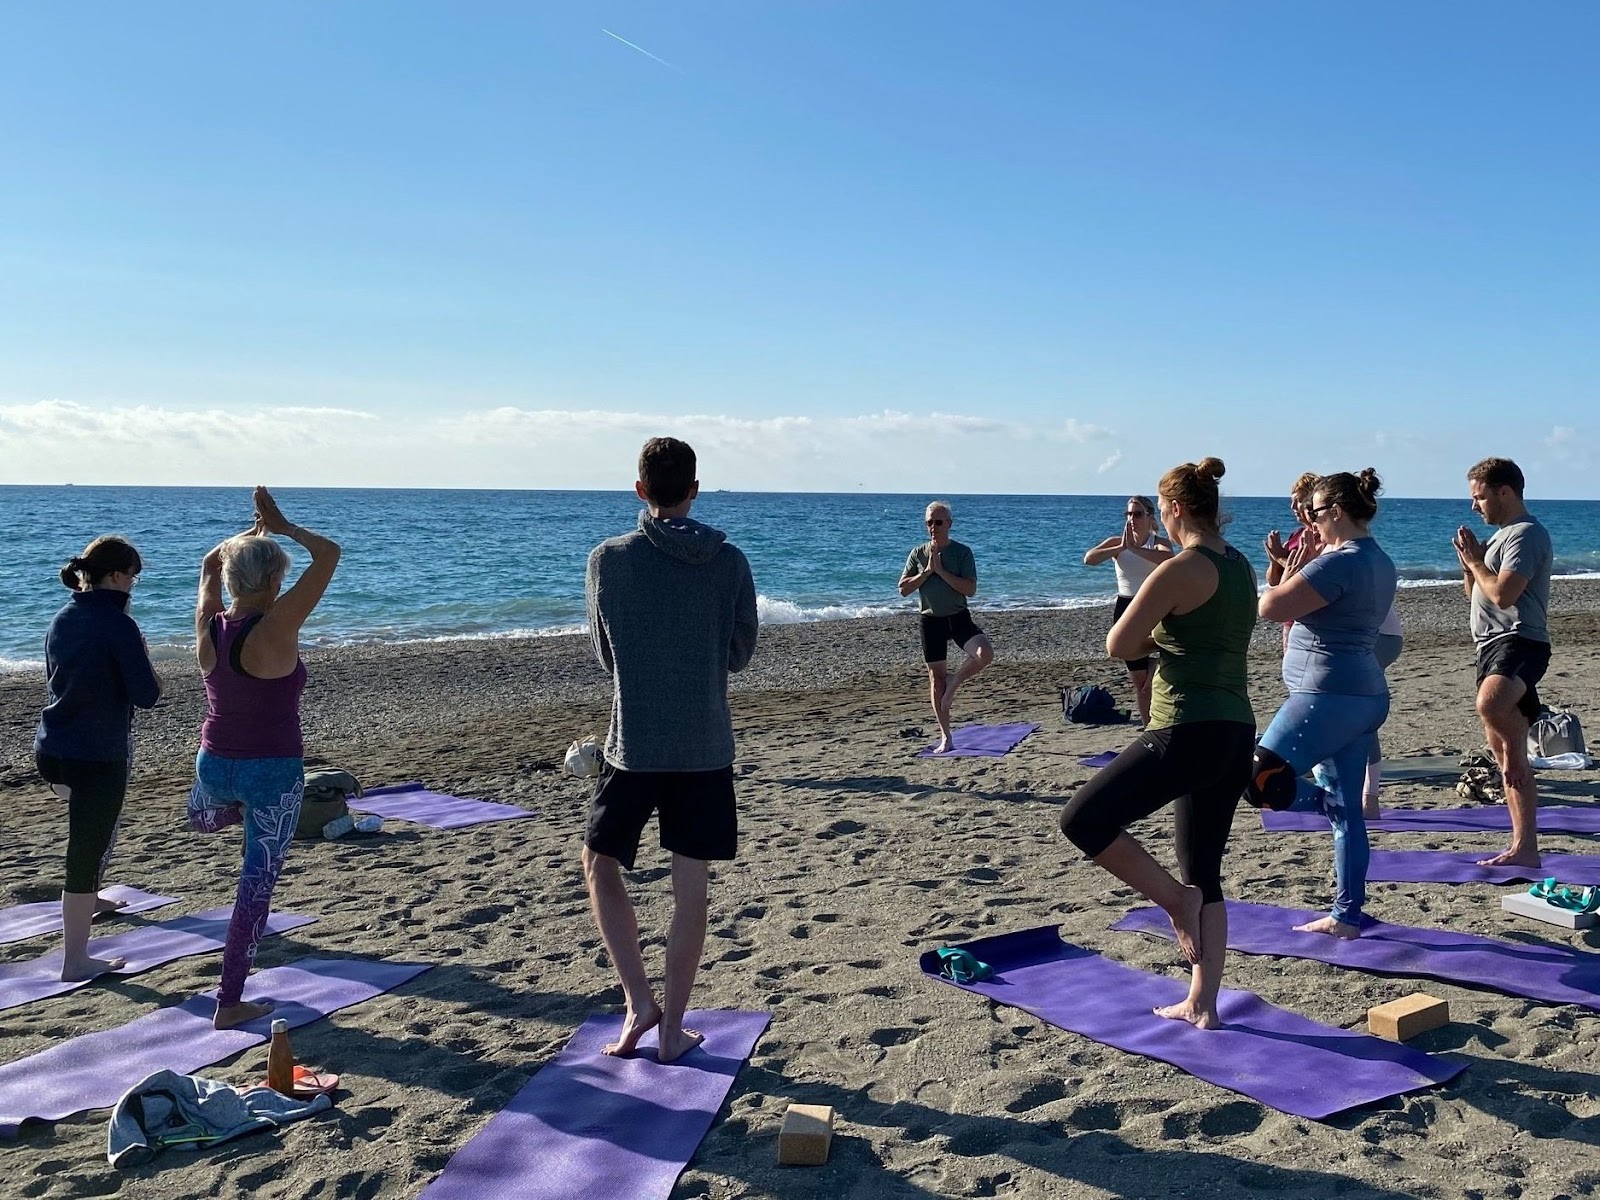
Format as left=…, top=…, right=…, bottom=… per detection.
left=1453, top=525, right=1486, bottom=571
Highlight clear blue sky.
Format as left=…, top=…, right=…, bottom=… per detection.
left=1, top=3, right=1595, bottom=495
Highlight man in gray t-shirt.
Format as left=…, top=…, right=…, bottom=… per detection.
left=899, top=500, right=994, bottom=753
left=1454, top=456, right=1554, bottom=869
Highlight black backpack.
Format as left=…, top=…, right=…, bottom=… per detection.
left=1061, top=685, right=1127, bottom=726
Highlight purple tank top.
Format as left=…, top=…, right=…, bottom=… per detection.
left=200, top=613, right=307, bottom=759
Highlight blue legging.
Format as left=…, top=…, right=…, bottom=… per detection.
left=189, top=750, right=303, bottom=1007
left=1258, top=691, right=1390, bottom=926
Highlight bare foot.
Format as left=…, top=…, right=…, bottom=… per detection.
left=214, top=999, right=274, bottom=1030
left=1477, top=847, right=1541, bottom=868
left=933, top=736, right=954, bottom=754
left=1165, top=884, right=1205, bottom=964
left=59, top=954, right=125, bottom=982
left=94, top=895, right=128, bottom=915
left=1362, top=799, right=1381, bottom=821
left=656, top=1024, right=706, bottom=1063
left=1292, top=916, right=1361, bottom=938
left=1154, top=1001, right=1220, bottom=1030
left=602, top=1000, right=663, bottom=1056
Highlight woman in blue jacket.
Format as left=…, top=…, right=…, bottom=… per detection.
left=34, top=536, right=162, bottom=981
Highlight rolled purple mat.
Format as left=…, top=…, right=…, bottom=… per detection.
left=0, top=957, right=430, bottom=1137
left=919, top=723, right=1039, bottom=758
left=1366, top=849, right=1600, bottom=885
left=419, top=1009, right=769, bottom=1200
left=0, top=907, right=314, bottom=1013
left=920, top=926, right=1463, bottom=1120
left=1113, top=900, right=1600, bottom=1012
left=352, top=782, right=535, bottom=829
left=1261, top=805, right=1600, bottom=835
left=0, top=885, right=178, bottom=947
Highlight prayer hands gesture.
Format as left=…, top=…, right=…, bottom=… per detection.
left=1264, top=529, right=1289, bottom=567
left=926, top=543, right=942, bottom=577
left=253, top=486, right=294, bottom=537
left=1119, top=518, right=1139, bottom=552
left=1283, top=526, right=1322, bottom=577
left=1453, top=525, right=1486, bottom=570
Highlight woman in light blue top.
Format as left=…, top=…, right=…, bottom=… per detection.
left=1248, top=469, right=1398, bottom=938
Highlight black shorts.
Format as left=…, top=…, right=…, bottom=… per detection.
left=920, top=610, right=984, bottom=664
left=1112, top=595, right=1152, bottom=673
left=1476, top=635, right=1552, bottom=725
left=585, top=761, right=737, bottom=870
left=1058, top=721, right=1255, bottom=904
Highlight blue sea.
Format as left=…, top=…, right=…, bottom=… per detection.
left=3, top=486, right=1598, bottom=672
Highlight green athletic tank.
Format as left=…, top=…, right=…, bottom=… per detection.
left=1148, top=544, right=1257, bottom=730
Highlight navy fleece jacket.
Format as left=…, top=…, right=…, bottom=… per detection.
left=34, top=589, right=161, bottom=762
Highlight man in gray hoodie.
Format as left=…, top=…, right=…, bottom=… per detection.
left=583, top=437, right=759, bottom=1062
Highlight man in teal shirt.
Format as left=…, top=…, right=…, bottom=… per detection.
left=899, top=500, right=994, bottom=752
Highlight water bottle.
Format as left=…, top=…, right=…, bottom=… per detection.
left=266, top=1019, right=296, bottom=1093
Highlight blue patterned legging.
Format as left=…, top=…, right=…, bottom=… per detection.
left=189, top=750, right=303, bottom=1007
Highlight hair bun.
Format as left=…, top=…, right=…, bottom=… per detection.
left=1196, top=457, right=1226, bottom=484
left=1358, top=467, right=1383, bottom=499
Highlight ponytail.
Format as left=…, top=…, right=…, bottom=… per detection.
left=61, top=537, right=142, bottom=590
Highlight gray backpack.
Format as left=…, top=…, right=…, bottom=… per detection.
left=296, top=768, right=362, bottom=839
left=1528, top=709, right=1587, bottom=758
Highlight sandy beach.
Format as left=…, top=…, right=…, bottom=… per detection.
left=4, top=581, right=1600, bottom=1199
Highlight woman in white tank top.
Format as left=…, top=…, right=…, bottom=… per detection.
left=1084, top=496, right=1173, bottom=725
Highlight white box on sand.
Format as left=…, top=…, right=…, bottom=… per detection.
left=1501, top=889, right=1598, bottom=929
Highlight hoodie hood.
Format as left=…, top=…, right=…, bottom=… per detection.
left=638, top=510, right=727, bottom=566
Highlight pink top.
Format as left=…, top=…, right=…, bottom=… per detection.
left=200, top=614, right=307, bottom=759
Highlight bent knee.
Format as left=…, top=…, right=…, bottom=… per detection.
left=1059, top=807, right=1114, bottom=857
left=1245, top=747, right=1297, bottom=811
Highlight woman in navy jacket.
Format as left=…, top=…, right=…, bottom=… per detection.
left=34, top=536, right=162, bottom=981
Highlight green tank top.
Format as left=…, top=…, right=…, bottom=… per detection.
left=1148, top=544, right=1257, bottom=730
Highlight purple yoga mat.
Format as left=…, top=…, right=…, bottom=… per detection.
left=0, top=885, right=178, bottom=946
left=419, top=1009, right=769, bottom=1200
left=1262, top=805, right=1600, bottom=835
left=1114, top=901, right=1600, bottom=1012
left=920, top=927, right=1463, bottom=1120
left=1078, top=750, right=1120, bottom=768
left=1367, top=850, right=1600, bottom=885
left=0, top=907, right=314, bottom=1013
left=352, top=782, right=535, bottom=829
left=918, top=722, right=1039, bottom=758
left=0, top=957, right=429, bottom=1137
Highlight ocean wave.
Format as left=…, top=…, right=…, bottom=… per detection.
left=756, top=593, right=1113, bottom=625
left=0, top=656, right=45, bottom=676
left=757, top=596, right=908, bottom=624
left=1396, top=567, right=1600, bottom=586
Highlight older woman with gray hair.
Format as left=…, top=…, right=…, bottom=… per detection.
left=188, top=487, right=340, bottom=1029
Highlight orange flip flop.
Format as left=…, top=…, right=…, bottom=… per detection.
left=258, top=1064, right=341, bottom=1099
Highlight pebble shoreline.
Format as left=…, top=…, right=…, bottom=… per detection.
left=3, top=578, right=1597, bottom=784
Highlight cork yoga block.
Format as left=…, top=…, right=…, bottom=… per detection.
left=1368, top=993, right=1449, bottom=1042
left=777, top=1103, right=835, bottom=1166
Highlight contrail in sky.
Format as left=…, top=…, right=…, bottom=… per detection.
left=601, top=28, right=684, bottom=74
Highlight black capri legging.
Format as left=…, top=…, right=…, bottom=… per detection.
left=1059, top=720, right=1255, bottom=903
left=36, top=752, right=128, bottom=894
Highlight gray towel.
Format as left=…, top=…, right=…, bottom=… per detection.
left=108, top=1068, right=331, bottom=1167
